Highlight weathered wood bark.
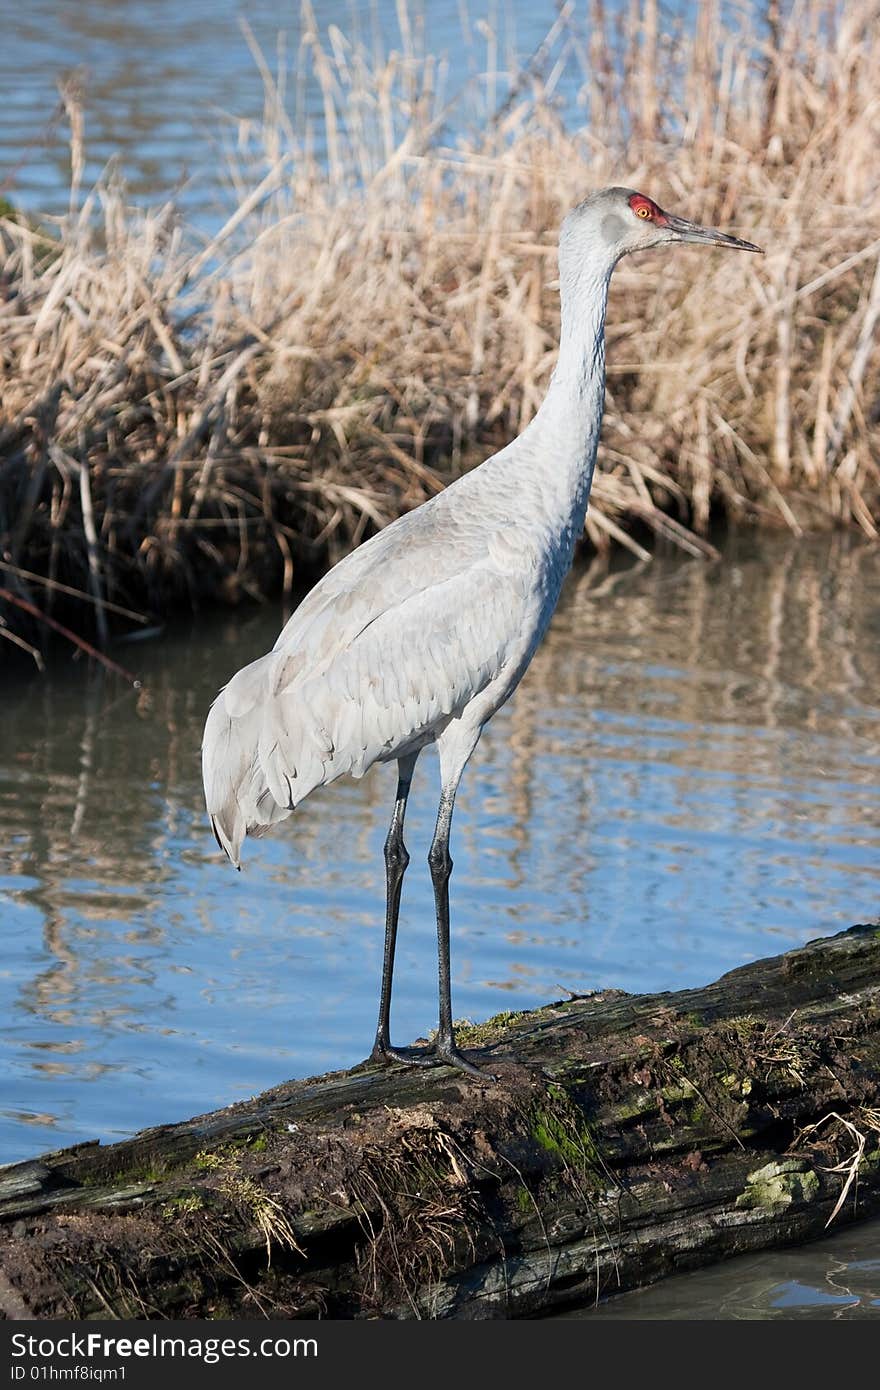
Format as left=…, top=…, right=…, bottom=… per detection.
left=1, top=923, right=879, bottom=1319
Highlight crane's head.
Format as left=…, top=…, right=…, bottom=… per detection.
left=560, top=186, right=762, bottom=276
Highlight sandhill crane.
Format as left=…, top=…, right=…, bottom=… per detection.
left=202, top=187, right=761, bottom=1077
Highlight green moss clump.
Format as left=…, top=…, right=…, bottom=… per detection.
left=194, top=1149, right=225, bottom=1172
left=530, top=1084, right=603, bottom=1188
left=720, top=1072, right=753, bottom=1098
left=516, top=1185, right=534, bottom=1215
left=454, top=1010, right=531, bottom=1045
left=727, top=1014, right=760, bottom=1040
left=163, top=1192, right=205, bottom=1218
left=735, top=1159, right=819, bottom=1211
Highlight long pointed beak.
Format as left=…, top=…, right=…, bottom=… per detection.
left=663, top=212, right=763, bottom=254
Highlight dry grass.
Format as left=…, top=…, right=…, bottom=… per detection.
left=1, top=0, right=879, bottom=659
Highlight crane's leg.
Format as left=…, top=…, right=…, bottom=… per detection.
left=370, top=753, right=419, bottom=1065
left=425, top=778, right=492, bottom=1079
left=369, top=726, right=492, bottom=1079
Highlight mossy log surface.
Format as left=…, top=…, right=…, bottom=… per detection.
left=1, top=924, right=879, bottom=1320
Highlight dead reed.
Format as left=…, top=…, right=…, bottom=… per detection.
left=1, top=0, right=878, bottom=661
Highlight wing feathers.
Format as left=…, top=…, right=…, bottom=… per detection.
left=202, top=531, right=526, bottom=864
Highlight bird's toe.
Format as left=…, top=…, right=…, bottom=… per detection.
left=434, top=1045, right=497, bottom=1082
left=370, top=1041, right=438, bottom=1068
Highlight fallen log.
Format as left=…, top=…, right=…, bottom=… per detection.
left=1, top=923, right=878, bottom=1320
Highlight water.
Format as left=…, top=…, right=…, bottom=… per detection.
left=2, top=529, right=878, bottom=1166
left=556, top=1220, right=880, bottom=1320
left=0, top=0, right=591, bottom=227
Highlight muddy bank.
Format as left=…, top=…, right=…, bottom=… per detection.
left=0, top=923, right=878, bottom=1319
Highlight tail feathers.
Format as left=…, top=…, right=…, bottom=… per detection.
left=202, top=654, right=286, bottom=867
left=202, top=697, right=253, bottom=867
left=202, top=649, right=397, bottom=866
left=209, top=811, right=242, bottom=869
left=202, top=654, right=333, bottom=867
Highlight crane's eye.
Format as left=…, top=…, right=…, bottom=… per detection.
left=636, top=205, right=651, bottom=219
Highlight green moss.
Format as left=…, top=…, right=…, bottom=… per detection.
left=191, top=1130, right=271, bottom=1168
left=727, top=1014, right=760, bottom=1039
left=76, top=1154, right=173, bottom=1188
left=659, top=1082, right=691, bottom=1104
left=735, top=1159, right=819, bottom=1211
left=530, top=1084, right=603, bottom=1189
left=163, top=1192, right=205, bottom=1218
left=101, top=1164, right=165, bottom=1187
left=606, top=1091, right=657, bottom=1123
left=194, top=1149, right=226, bottom=1172
left=689, top=1099, right=707, bottom=1125
left=515, top=1185, right=534, bottom=1215
left=720, top=1071, right=753, bottom=1097
left=454, top=1010, right=531, bottom=1045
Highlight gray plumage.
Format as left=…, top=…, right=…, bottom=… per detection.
left=202, top=187, right=760, bottom=1074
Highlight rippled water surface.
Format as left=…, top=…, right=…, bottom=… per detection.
left=2, top=532, right=879, bottom=1164
left=555, top=1220, right=880, bottom=1320
left=1, top=0, right=584, bottom=225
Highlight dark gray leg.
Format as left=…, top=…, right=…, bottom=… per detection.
left=426, top=786, right=490, bottom=1078
left=369, top=731, right=492, bottom=1080
left=370, top=754, right=418, bottom=1063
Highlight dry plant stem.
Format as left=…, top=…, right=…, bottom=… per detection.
left=0, top=0, right=878, bottom=655
left=0, top=588, right=139, bottom=684
left=825, top=250, right=880, bottom=471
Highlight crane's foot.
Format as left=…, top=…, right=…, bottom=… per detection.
left=370, top=1036, right=496, bottom=1081
left=434, top=1041, right=496, bottom=1081
left=370, top=1040, right=438, bottom=1069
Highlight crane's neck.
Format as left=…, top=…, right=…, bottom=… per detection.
left=521, top=260, right=613, bottom=526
